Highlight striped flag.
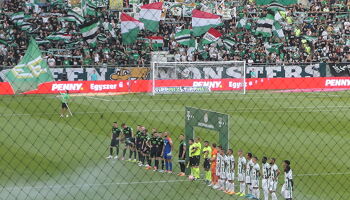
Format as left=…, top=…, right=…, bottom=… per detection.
left=82, top=0, right=98, bottom=17
left=223, top=38, right=235, bottom=50
left=255, top=14, right=274, bottom=37
left=192, top=10, right=222, bottom=36
left=175, top=29, right=193, bottom=46
left=65, top=9, right=85, bottom=25
left=267, top=2, right=285, bottom=11
left=47, top=34, right=72, bottom=41
left=201, top=28, right=222, bottom=44
left=236, top=18, right=247, bottom=28
left=139, top=2, right=163, bottom=33
left=103, top=22, right=116, bottom=38
left=121, top=13, right=144, bottom=44
left=80, top=19, right=100, bottom=46
left=11, top=12, right=25, bottom=22
left=145, top=36, right=163, bottom=48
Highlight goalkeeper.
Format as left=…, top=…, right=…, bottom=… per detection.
left=60, top=90, right=70, bottom=118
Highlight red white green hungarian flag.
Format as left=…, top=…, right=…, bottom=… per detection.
left=145, top=36, right=163, bottom=48
left=192, top=10, right=222, bottom=36
left=202, top=28, right=222, bottom=44
left=139, top=2, right=163, bottom=33
left=121, top=13, right=144, bottom=44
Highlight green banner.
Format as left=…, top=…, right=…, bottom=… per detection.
left=5, top=38, right=54, bottom=93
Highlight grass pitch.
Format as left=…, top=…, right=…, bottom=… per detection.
left=0, top=91, right=350, bottom=200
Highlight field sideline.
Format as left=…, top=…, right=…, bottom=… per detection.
left=1, top=91, right=350, bottom=200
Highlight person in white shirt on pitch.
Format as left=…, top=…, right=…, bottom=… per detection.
left=213, top=146, right=222, bottom=190
left=281, top=160, right=293, bottom=200
left=269, top=158, right=280, bottom=200
left=262, top=156, right=271, bottom=200
left=251, top=156, right=261, bottom=199
left=219, top=148, right=227, bottom=191
left=236, top=149, right=246, bottom=197
left=245, top=152, right=254, bottom=196
left=224, top=149, right=235, bottom=194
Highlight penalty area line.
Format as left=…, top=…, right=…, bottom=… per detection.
left=295, top=172, right=350, bottom=177
left=2, top=179, right=189, bottom=191
left=85, top=96, right=111, bottom=102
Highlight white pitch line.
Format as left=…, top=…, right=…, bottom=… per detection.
left=1, top=179, right=189, bottom=191
left=85, top=96, right=111, bottom=102
left=2, top=106, right=350, bottom=117
left=295, top=172, right=350, bottom=177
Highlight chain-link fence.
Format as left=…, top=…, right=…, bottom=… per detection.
left=1, top=63, right=350, bottom=200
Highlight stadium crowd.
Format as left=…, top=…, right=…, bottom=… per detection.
left=0, top=0, right=349, bottom=67
left=107, top=122, right=294, bottom=200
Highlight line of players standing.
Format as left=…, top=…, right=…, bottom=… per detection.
left=106, top=122, right=293, bottom=200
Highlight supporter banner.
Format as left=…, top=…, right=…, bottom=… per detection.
left=8, top=77, right=350, bottom=95
left=155, top=63, right=326, bottom=79
left=329, top=63, right=350, bottom=77
left=109, top=0, right=123, bottom=10
left=49, top=67, right=150, bottom=81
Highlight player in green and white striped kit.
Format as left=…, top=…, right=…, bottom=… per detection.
left=269, top=158, right=280, bottom=200
left=281, top=160, right=293, bottom=200
left=60, top=90, right=70, bottom=118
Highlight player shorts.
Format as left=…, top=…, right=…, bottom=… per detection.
left=110, top=139, right=119, bottom=147
left=281, top=184, right=292, bottom=199
left=143, top=147, right=150, bottom=155
left=216, top=166, right=220, bottom=176
left=125, top=138, right=134, bottom=146
left=189, top=156, right=200, bottom=167
left=238, top=173, right=245, bottom=182
left=61, top=103, right=68, bottom=109
left=262, top=179, right=269, bottom=191
left=163, top=151, right=172, bottom=160
left=151, top=147, right=159, bottom=158
left=203, top=158, right=210, bottom=170
left=252, top=179, right=259, bottom=188
left=156, top=147, right=162, bottom=157
left=136, top=142, right=142, bottom=150
left=245, top=175, right=251, bottom=184
left=226, top=172, right=234, bottom=181
left=220, top=170, right=226, bottom=179
left=269, top=180, right=278, bottom=192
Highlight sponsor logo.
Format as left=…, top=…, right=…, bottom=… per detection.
left=52, top=83, right=83, bottom=91
left=90, top=83, right=118, bottom=91
left=193, top=81, right=222, bottom=89
left=325, top=79, right=350, bottom=87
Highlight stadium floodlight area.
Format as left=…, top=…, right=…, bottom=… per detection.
left=151, top=61, right=246, bottom=95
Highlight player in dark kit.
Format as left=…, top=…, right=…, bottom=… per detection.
left=106, top=122, right=121, bottom=159
left=156, top=132, right=164, bottom=172
left=135, top=125, right=143, bottom=164
left=140, top=129, right=150, bottom=167
left=147, top=132, right=160, bottom=170
left=121, top=123, right=134, bottom=161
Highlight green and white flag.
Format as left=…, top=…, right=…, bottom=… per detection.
left=256, top=0, right=297, bottom=6
left=223, top=38, right=235, bottom=50
left=121, top=13, right=144, bottom=44
left=63, top=10, right=85, bottom=25
left=82, top=0, right=98, bottom=16
left=139, top=2, right=162, bottom=33
left=272, top=21, right=284, bottom=38
left=10, top=12, right=24, bottom=22
left=175, top=29, right=193, bottom=46
left=236, top=18, right=247, bottom=28
left=103, top=22, right=116, bottom=38
left=47, top=34, right=72, bottom=41
left=303, top=35, right=318, bottom=43
left=264, top=42, right=283, bottom=54
left=5, top=38, right=53, bottom=93
left=255, top=14, right=274, bottom=37
left=80, top=19, right=100, bottom=46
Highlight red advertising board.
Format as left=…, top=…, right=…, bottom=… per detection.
left=2, top=77, right=350, bottom=95
left=0, top=82, right=15, bottom=95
